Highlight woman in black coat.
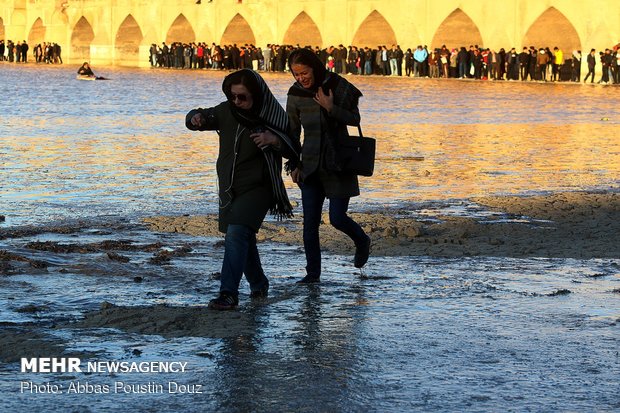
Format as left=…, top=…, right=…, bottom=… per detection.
left=186, top=69, right=299, bottom=309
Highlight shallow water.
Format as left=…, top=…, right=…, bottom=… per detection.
left=1, top=64, right=619, bottom=412
left=1, top=64, right=619, bottom=225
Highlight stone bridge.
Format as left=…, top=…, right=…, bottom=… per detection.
left=0, top=0, right=618, bottom=67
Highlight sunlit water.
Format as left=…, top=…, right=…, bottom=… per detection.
left=1, top=64, right=619, bottom=412
left=1, top=65, right=619, bottom=226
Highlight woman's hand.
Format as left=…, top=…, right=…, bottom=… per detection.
left=291, top=167, right=303, bottom=184
left=314, top=88, right=334, bottom=113
left=190, top=113, right=205, bottom=127
left=251, top=129, right=281, bottom=150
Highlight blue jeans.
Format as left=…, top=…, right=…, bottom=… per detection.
left=390, top=58, right=398, bottom=76
left=301, top=176, right=368, bottom=278
left=220, top=224, right=269, bottom=296
left=459, top=61, right=467, bottom=78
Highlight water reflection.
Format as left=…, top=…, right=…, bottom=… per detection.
left=211, top=284, right=374, bottom=412
left=1, top=65, right=619, bottom=225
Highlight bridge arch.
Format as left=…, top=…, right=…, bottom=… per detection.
left=431, top=8, right=483, bottom=50
left=220, top=14, right=255, bottom=45
left=166, top=14, right=195, bottom=44
left=283, top=11, right=322, bottom=47
left=523, top=7, right=581, bottom=53
left=71, top=16, right=95, bottom=61
left=28, top=17, right=46, bottom=45
left=351, top=10, right=396, bottom=48
left=115, top=14, right=143, bottom=66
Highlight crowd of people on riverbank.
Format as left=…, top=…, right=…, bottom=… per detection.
left=150, top=41, right=620, bottom=84
left=0, top=40, right=64, bottom=64
left=2, top=37, right=617, bottom=84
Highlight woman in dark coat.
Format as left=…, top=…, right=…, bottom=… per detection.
left=286, top=48, right=371, bottom=284
left=186, top=69, right=300, bottom=309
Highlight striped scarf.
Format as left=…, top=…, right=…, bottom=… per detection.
left=225, top=69, right=298, bottom=219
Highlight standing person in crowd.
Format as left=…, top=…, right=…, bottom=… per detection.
left=348, top=46, right=359, bottom=74
left=185, top=69, right=300, bottom=310
left=396, top=45, right=404, bottom=76
left=389, top=44, right=399, bottom=76
left=467, top=45, right=476, bottom=78
left=480, top=48, right=489, bottom=79
left=380, top=45, right=389, bottom=75
left=552, top=47, right=563, bottom=81
left=428, top=49, right=439, bottom=78
left=544, top=47, right=553, bottom=80
left=571, top=50, right=582, bottom=82
left=53, top=43, right=63, bottom=64
left=263, top=44, right=272, bottom=72
left=20, top=40, right=29, bottom=63
left=528, top=47, right=538, bottom=80
left=519, top=47, right=530, bottom=80
left=149, top=44, right=157, bottom=66
left=537, top=48, right=550, bottom=81
left=472, top=49, right=483, bottom=79
left=449, top=48, right=459, bottom=78
left=404, top=48, right=414, bottom=77
left=285, top=48, right=371, bottom=284
left=161, top=43, right=170, bottom=67
left=488, top=48, right=499, bottom=80
left=613, top=46, right=620, bottom=84
left=15, top=41, right=22, bottom=63
left=506, top=48, right=519, bottom=80
left=421, top=45, right=430, bottom=77
left=7, top=40, right=14, bottom=62
left=413, top=45, right=427, bottom=77
left=363, top=47, right=373, bottom=75
left=599, top=48, right=613, bottom=84
left=497, top=48, right=506, bottom=80
left=439, top=45, right=450, bottom=78
left=457, top=46, right=468, bottom=78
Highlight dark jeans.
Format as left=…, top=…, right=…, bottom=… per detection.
left=219, top=224, right=269, bottom=296
left=458, top=61, right=467, bottom=78
left=301, top=176, right=368, bottom=278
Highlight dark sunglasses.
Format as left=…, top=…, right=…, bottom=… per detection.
left=230, top=93, right=249, bottom=102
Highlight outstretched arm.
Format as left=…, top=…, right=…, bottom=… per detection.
left=185, top=107, right=218, bottom=131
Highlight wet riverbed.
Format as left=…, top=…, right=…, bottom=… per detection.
left=1, top=64, right=619, bottom=412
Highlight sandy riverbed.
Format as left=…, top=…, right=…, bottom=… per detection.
left=142, top=191, right=620, bottom=260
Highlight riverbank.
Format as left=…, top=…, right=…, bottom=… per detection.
left=1, top=190, right=617, bottom=293
left=143, top=191, right=620, bottom=260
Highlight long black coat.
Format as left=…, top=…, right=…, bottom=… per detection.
left=186, top=102, right=275, bottom=233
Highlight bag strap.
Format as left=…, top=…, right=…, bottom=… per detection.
left=357, top=124, right=364, bottom=138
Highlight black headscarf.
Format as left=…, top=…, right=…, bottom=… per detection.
left=222, top=69, right=298, bottom=219
left=287, top=47, right=362, bottom=106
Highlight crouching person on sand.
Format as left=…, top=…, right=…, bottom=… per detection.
left=185, top=69, right=300, bottom=310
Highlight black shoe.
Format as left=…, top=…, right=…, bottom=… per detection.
left=296, top=275, right=320, bottom=284
left=250, top=285, right=269, bottom=299
left=354, top=236, right=371, bottom=268
left=208, top=293, right=238, bottom=310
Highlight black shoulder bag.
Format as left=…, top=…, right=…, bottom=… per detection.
left=338, top=125, right=376, bottom=177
